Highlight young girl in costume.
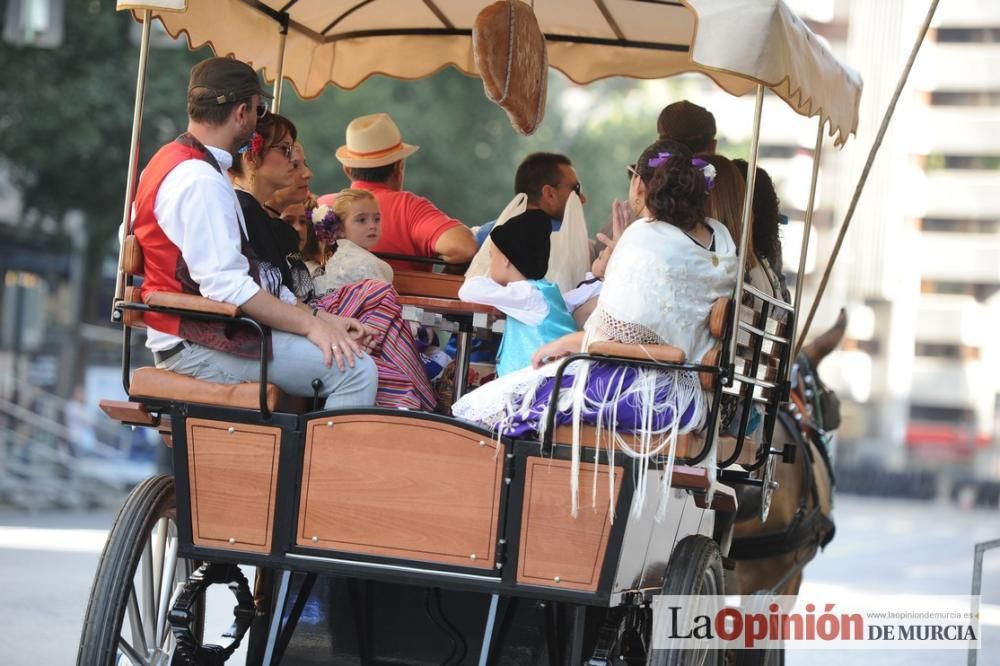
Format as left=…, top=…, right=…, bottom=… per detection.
left=452, top=140, right=737, bottom=513
left=458, top=209, right=577, bottom=376
left=234, top=121, right=434, bottom=412
left=308, top=189, right=393, bottom=296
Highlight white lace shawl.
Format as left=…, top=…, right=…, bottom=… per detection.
left=311, top=239, right=393, bottom=296
left=586, top=217, right=737, bottom=360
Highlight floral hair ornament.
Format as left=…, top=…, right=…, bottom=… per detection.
left=647, top=152, right=717, bottom=190
left=237, top=132, right=265, bottom=156
left=310, top=204, right=343, bottom=246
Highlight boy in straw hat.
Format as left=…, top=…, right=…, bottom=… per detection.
left=459, top=209, right=576, bottom=376
left=319, top=113, right=477, bottom=271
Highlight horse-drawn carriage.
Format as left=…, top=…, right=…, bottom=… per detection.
left=78, top=1, right=861, bottom=663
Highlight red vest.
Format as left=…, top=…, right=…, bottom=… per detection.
left=132, top=135, right=268, bottom=359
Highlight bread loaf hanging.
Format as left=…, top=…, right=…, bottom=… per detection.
left=472, top=0, right=548, bottom=135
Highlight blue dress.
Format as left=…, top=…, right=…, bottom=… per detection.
left=496, top=280, right=577, bottom=376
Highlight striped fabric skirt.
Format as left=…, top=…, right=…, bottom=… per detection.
left=313, top=280, right=437, bottom=411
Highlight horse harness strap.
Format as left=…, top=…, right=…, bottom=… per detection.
left=729, top=410, right=835, bottom=561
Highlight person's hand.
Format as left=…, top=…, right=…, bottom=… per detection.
left=591, top=244, right=614, bottom=279
left=306, top=313, right=366, bottom=370
left=344, top=317, right=379, bottom=352
left=531, top=336, right=574, bottom=369
left=592, top=199, right=633, bottom=278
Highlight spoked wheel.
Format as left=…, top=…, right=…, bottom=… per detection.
left=77, top=475, right=196, bottom=666
left=650, top=535, right=725, bottom=666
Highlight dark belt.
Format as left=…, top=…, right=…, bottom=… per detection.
left=153, top=341, right=186, bottom=365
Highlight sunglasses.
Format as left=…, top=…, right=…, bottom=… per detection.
left=552, top=181, right=583, bottom=196
left=626, top=163, right=639, bottom=179
left=255, top=101, right=268, bottom=119
left=269, top=142, right=294, bottom=160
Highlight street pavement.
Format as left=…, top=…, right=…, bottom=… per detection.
left=0, top=495, right=996, bottom=665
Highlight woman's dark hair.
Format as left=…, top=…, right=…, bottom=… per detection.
left=733, top=159, right=782, bottom=270
left=230, top=112, right=298, bottom=176
left=638, top=140, right=706, bottom=232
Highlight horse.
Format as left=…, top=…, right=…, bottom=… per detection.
left=726, top=309, right=847, bottom=599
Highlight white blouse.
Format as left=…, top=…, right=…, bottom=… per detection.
left=309, top=239, right=394, bottom=295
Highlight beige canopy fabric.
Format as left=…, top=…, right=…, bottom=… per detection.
left=120, top=0, right=862, bottom=146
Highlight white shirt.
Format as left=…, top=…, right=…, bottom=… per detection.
left=458, top=276, right=548, bottom=326
left=143, top=144, right=261, bottom=351
left=562, top=272, right=603, bottom=312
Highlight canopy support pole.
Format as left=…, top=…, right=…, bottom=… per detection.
left=795, top=0, right=940, bottom=358
left=727, top=84, right=765, bottom=367
left=787, top=121, right=825, bottom=369
left=271, top=13, right=290, bottom=113
left=112, top=9, right=152, bottom=321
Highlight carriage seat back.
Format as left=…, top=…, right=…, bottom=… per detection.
left=393, top=270, right=464, bottom=299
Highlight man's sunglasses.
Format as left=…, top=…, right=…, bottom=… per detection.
left=255, top=101, right=268, bottom=119
left=552, top=181, right=583, bottom=196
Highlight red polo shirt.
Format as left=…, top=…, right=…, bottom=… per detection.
left=319, top=180, right=464, bottom=272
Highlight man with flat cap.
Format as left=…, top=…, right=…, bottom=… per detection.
left=131, top=56, right=377, bottom=409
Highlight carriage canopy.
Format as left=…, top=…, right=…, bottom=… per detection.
left=118, top=0, right=862, bottom=146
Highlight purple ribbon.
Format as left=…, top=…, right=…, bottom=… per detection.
left=646, top=152, right=716, bottom=190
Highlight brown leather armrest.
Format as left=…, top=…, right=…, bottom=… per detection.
left=587, top=341, right=686, bottom=364
left=709, top=297, right=731, bottom=339
left=144, top=291, right=241, bottom=318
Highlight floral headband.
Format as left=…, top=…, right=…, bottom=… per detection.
left=310, top=204, right=342, bottom=246
left=237, top=131, right=265, bottom=156
left=647, top=152, right=717, bottom=190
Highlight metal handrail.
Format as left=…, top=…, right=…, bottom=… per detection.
left=116, top=302, right=272, bottom=419
left=538, top=352, right=722, bottom=467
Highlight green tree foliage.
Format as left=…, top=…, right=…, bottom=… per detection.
left=0, top=1, right=206, bottom=249
left=281, top=70, right=656, bottom=232
left=1, top=1, right=681, bottom=323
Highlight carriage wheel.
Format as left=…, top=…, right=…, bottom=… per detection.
left=733, top=639, right=785, bottom=665
left=650, top=535, right=725, bottom=666
left=759, top=452, right=779, bottom=523
left=733, top=592, right=784, bottom=666
left=76, top=475, right=197, bottom=666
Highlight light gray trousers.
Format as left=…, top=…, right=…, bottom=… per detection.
left=156, top=331, right=378, bottom=410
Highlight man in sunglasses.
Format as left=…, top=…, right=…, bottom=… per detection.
left=474, top=152, right=587, bottom=247
left=129, top=56, right=378, bottom=410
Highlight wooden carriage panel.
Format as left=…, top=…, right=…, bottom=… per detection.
left=297, top=415, right=504, bottom=570
left=185, top=419, right=280, bottom=553
left=516, top=459, right=622, bottom=592
left=392, top=270, right=464, bottom=299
